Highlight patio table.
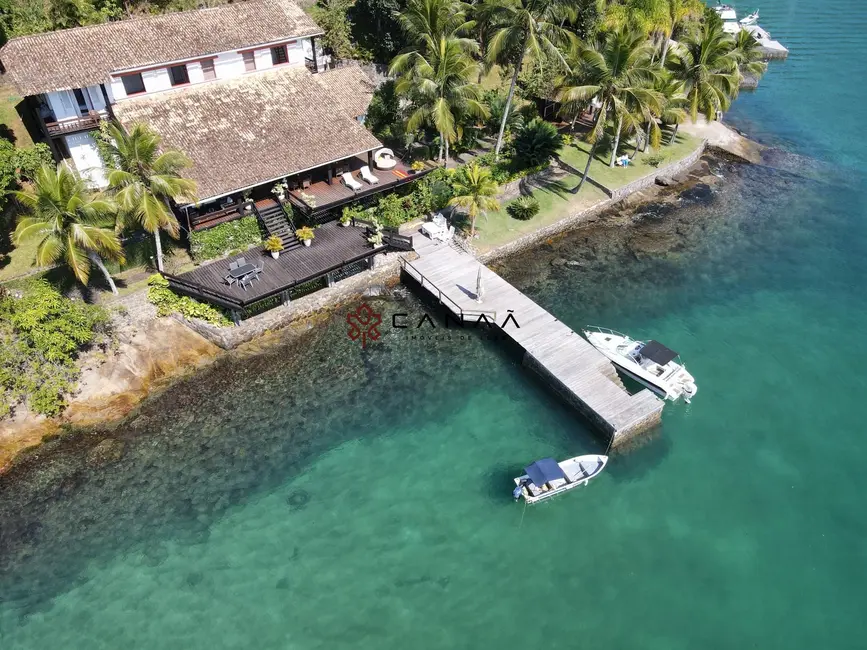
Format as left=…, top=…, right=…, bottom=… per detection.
left=228, top=263, right=257, bottom=280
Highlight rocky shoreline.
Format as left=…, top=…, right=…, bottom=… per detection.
left=0, top=126, right=755, bottom=473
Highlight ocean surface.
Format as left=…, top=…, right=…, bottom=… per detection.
left=2, top=1, right=867, bottom=647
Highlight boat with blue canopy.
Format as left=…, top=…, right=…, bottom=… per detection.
left=513, top=455, right=608, bottom=504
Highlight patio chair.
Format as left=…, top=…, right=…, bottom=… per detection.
left=360, top=165, right=379, bottom=185
left=373, top=148, right=397, bottom=170
left=229, top=260, right=239, bottom=271
left=237, top=257, right=246, bottom=267
left=239, top=275, right=254, bottom=291
left=341, top=172, right=363, bottom=192
left=435, top=225, right=455, bottom=243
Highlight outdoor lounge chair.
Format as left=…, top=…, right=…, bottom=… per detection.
left=373, top=148, right=397, bottom=170
left=342, top=172, right=363, bottom=191
left=359, top=165, right=379, bottom=185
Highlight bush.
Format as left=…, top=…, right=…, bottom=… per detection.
left=513, top=118, right=562, bottom=167
left=0, top=140, right=53, bottom=211
left=507, top=195, right=541, bottom=221
left=0, top=280, right=109, bottom=417
left=644, top=153, right=665, bottom=168
left=146, top=275, right=229, bottom=325
left=189, top=216, right=262, bottom=261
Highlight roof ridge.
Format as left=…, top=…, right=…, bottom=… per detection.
left=1, top=0, right=280, bottom=47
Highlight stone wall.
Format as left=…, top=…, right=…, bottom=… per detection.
left=173, top=251, right=407, bottom=350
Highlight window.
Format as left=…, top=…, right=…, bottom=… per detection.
left=169, top=64, right=189, bottom=86
left=242, top=51, right=256, bottom=72
left=121, top=73, right=146, bottom=96
left=201, top=59, right=216, bottom=81
left=73, top=88, right=90, bottom=115
left=270, top=45, right=288, bottom=66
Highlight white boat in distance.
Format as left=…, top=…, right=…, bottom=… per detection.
left=513, top=456, right=608, bottom=504
left=713, top=4, right=738, bottom=21
left=740, top=9, right=760, bottom=25
left=583, top=326, right=698, bottom=403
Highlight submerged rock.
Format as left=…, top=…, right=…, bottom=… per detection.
left=85, top=439, right=124, bottom=468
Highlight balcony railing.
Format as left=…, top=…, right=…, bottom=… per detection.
left=45, top=112, right=105, bottom=137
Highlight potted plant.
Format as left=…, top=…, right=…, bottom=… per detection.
left=242, top=190, right=253, bottom=212
left=264, top=235, right=284, bottom=259
left=410, top=161, right=425, bottom=175
left=339, top=207, right=352, bottom=227
left=297, top=226, right=315, bottom=247
left=271, top=181, right=288, bottom=203
left=367, top=219, right=383, bottom=247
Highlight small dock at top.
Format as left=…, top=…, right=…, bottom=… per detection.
left=403, top=239, right=664, bottom=446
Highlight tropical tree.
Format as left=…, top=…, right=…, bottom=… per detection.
left=14, top=163, right=123, bottom=294
left=102, top=121, right=196, bottom=272
left=513, top=117, right=563, bottom=166
left=481, top=0, right=574, bottom=159
left=656, top=73, right=689, bottom=144
left=665, top=21, right=739, bottom=121
left=398, top=0, right=476, bottom=52
left=556, top=27, right=662, bottom=191
left=448, top=162, right=500, bottom=237
left=731, top=28, right=768, bottom=87
left=391, top=35, right=488, bottom=164
left=658, top=0, right=704, bottom=65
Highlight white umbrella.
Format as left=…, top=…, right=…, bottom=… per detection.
left=475, top=265, right=484, bottom=303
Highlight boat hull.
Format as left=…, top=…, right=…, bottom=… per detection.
left=583, top=329, right=697, bottom=402
left=514, top=454, right=608, bottom=504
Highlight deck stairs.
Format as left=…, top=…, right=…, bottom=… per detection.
left=254, top=199, right=302, bottom=251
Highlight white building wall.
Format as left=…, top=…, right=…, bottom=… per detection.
left=187, top=61, right=205, bottom=84
left=64, top=132, right=108, bottom=188
left=254, top=48, right=273, bottom=71
left=85, top=85, right=106, bottom=112
left=287, top=40, right=303, bottom=65
left=143, top=68, right=172, bottom=93
left=214, top=51, right=246, bottom=80
left=110, top=76, right=127, bottom=101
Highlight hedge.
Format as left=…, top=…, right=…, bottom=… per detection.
left=147, top=275, right=230, bottom=326
left=189, top=216, right=262, bottom=261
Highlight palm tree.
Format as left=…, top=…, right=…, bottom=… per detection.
left=399, top=0, right=476, bottom=52
left=666, top=21, right=739, bottom=122
left=14, top=163, right=123, bottom=294
left=658, top=0, right=704, bottom=65
left=391, top=36, right=488, bottom=165
left=103, top=121, right=197, bottom=272
left=656, top=73, right=689, bottom=144
left=482, top=0, right=574, bottom=159
left=448, top=162, right=500, bottom=237
left=556, top=27, right=662, bottom=190
left=731, top=28, right=768, bottom=90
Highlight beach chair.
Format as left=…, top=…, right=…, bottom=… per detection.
left=359, top=165, right=380, bottom=185
left=342, top=172, right=362, bottom=191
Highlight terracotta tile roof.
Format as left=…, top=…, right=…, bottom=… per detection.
left=0, top=0, right=322, bottom=96
left=113, top=65, right=381, bottom=203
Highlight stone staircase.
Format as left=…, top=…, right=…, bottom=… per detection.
left=254, top=199, right=302, bottom=251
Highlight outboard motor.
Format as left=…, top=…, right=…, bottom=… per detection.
left=513, top=483, right=525, bottom=501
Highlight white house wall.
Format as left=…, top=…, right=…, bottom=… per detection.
left=64, top=132, right=108, bottom=188
left=106, top=37, right=314, bottom=102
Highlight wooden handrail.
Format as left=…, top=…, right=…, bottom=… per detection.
left=401, top=258, right=497, bottom=321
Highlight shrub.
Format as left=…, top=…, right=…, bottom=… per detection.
left=644, top=153, right=665, bottom=168
left=189, top=216, right=262, bottom=261
left=0, top=280, right=109, bottom=417
left=513, top=118, right=562, bottom=167
left=507, top=195, right=540, bottom=220
left=146, top=275, right=229, bottom=325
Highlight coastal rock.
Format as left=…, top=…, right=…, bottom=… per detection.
left=627, top=231, right=681, bottom=257
left=656, top=176, right=676, bottom=187
left=86, top=438, right=125, bottom=468
left=565, top=260, right=585, bottom=269
left=550, top=257, right=568, bottom=267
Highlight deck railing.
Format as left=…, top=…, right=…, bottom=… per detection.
left=45, top=112, right=104, bottom=136
left=400, top=258, right=497, bottom=322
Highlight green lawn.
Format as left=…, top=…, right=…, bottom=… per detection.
left=557, top=132, right=702, bottom=191
left=465, top=173, right=608, bottom=251
left=0, top=82, right=33, bottom=147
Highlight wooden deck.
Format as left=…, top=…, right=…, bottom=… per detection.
left=403, top=240, right=664, bottom=445
left=166, top=222, right=383, bottom=313
left=289, top=155, right=430, bottom=216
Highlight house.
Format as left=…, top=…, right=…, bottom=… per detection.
left=0, top=0, right=425, bottom=321
left=0, top=0, right=424, bottom=228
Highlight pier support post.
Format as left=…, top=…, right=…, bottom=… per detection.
left=280, top=290, right=291, bottom=306
left=325, top=272, right=334, bottom=287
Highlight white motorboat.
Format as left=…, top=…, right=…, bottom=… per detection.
left=583, top=326, right=698, bottom=403
left=739, top=10, right=759, bottom=25
left=513, top=455, right=608, bottom=504
left=713, top=4, right=738, bottom=21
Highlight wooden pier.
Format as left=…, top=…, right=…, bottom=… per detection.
left=403, top=240, right=664, bottom=446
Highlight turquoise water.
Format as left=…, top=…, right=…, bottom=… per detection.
left=3, top=1, right=867, bottom=647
